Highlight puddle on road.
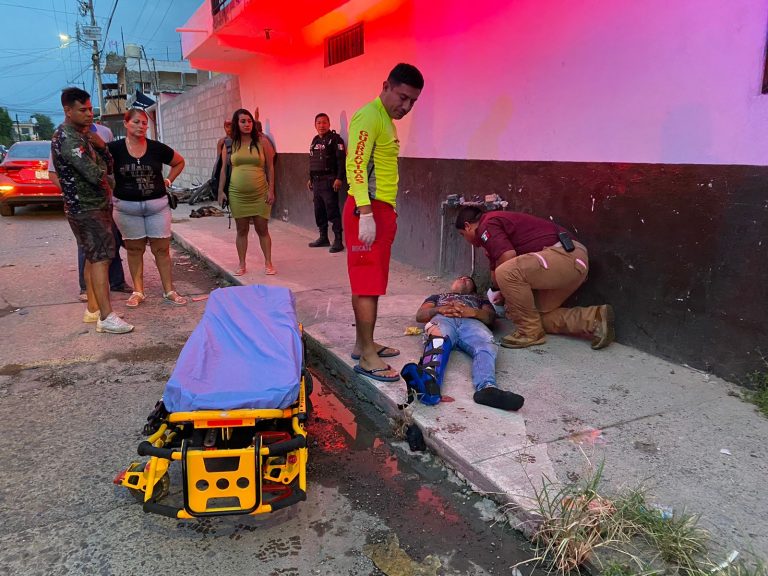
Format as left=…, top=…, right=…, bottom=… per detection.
left=308, top=371, right=537, bottom=575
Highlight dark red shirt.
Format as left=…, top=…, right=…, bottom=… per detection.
left=475, top=211, right=566, bottom=269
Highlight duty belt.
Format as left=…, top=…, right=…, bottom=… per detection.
left=311, top=172, right=335, bottom=178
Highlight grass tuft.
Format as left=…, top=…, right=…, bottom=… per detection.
left=745, top=369, right=768, bottom=417
left=513, top=455, right=767, bottom=576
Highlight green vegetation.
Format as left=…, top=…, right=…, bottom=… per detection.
left=31, top=113, right=55, bottom=140
left=0, top=107, right=14, bottom=147
left=513, top=457, right=767, bottom=575
left=745, top=371, right=768, bottom=418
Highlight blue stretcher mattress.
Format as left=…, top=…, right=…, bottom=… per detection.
left=163, top=285, right=302, bottom=412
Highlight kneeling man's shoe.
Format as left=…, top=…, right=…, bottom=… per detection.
left=500, top=331, right=546, bottom=349
left=591, top=304, right=615, bottom=350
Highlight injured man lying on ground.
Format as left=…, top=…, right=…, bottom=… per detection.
left=400, top=275, right=525, bottom=411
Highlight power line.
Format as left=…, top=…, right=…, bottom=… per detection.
left=100, top=0, right=120, bottom=55
left=1, top=69, right=62, bottom=79
left=126, top=0, right=149, bottom=40
left=0, top=1, right=105, bottom=19
left=51, top=0, right=71, bottom=82
left=0, top=106, right=62, bottom=115
left=0, top=47, right=65, bottom=56
left=141, top=0, right=163, bottom=44
left=143, top=2, right=174, bottom=47
left=0, top=47, right=64, bottom=73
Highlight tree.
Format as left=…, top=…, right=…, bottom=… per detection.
left=31, top=113, right=55, bottom=140
left=0, top=107, right=14, bottom=147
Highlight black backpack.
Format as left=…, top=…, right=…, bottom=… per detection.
left=211, top=137, right=233, bottom=204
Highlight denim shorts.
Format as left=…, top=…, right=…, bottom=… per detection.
left=113, top=196, right=171, bottom=240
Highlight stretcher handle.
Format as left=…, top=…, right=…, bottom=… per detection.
left=263, top=435, right=306, bottom=456
left=137, top=441, right=174, bottom=459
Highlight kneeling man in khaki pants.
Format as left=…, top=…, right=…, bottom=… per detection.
left=455, top=206, right=614, bottom=350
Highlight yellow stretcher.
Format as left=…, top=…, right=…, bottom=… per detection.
left=114, top=285, right=311, bottom=518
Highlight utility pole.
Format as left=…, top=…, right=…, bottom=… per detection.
left=86, top=0, right=104, bottom=119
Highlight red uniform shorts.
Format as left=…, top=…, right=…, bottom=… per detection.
left=343, top=199, right=397, bottom=296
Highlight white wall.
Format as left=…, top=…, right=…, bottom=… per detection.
left=159, top=74, right=241, bottom=188
left=207, top=0, right=768, bottom=165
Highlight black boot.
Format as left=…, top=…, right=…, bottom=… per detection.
left=308, top=229, right=330, bottom=247
left=329, top=234, right=344, bottom=253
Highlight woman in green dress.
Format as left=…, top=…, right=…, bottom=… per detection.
left=217, top=108, right=276, bottom=275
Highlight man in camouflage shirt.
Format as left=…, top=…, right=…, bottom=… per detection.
left=51, top=87, right=133, bottom=334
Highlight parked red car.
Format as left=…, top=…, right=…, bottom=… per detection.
left=0, top=141, right=60, bottom=216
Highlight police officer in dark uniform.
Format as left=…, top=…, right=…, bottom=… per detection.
left=308, top=113, right=346, bottom=252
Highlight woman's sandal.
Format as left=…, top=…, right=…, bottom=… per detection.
left=163, top=290, right=188, bottom=306
left=264, top=265, right=277, bottom=275
left=126, top=291, right=146, bottom=308
left=233, top=267, right=247, bottom=277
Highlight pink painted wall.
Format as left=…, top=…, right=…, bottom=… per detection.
left=193, top=0, right=768, bottom=165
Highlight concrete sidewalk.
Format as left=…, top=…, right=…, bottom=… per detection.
left=172, top=204, right=768, bottom=560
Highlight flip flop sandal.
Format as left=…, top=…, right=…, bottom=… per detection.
left=163, top=290, right=188, bottom=306
left=126, top=291, right=146, bottom=308
left=353, top=364, right=401, bottom=383
left=265, top=266, right=277, bottom=275
left=233, top=267, right=247, bottom=277
left=351, top=346, right=401, bottom=360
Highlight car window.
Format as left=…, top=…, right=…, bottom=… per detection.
left=6, top=142, right=51, bottom=160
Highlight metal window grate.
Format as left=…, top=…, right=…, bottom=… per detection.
left=325, top=23, right=364, bottom=68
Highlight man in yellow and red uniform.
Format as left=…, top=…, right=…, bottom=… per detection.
left=455, top=206, right=614, bottom=350
left=345, top=63, right=424, bottom=382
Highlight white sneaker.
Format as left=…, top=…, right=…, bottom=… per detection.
left=83, top=308, right=100, bottom=323
left=96, top=312, right=134, bottom=334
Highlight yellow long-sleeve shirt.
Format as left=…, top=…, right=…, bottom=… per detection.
left=345, top=96, right=400, bottom=209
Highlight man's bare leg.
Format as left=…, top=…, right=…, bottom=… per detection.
left=351, top=295, right=399, bottom=359
left=85, top=259, right=113, bottom=320
left=352, top=295, right=398, bottom=377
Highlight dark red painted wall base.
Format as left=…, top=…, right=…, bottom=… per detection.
left=275, top=154, right=768, bottom=381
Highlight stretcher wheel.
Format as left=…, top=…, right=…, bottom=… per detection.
left=126, top=463, right=170, bottom=503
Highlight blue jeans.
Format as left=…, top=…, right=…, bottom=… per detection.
left=427, top=315, right=497, bottom=391
left=78, top=222, right=127, bottom=291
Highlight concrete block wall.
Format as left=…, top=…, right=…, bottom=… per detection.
left=159, top=74, right=241, bottom=189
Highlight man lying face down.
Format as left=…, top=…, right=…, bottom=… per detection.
left=401, top=275, right=525, bottom=411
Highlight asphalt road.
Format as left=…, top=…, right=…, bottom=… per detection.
left=0, top=206, right=538, bottom=576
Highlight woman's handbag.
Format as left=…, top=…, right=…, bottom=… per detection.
left=167, top=190, right=179, bottom=210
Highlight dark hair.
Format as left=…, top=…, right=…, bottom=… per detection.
left=461, top=276, right=478, bottom=293
left=455, top=206, right=484, bottom=229
left=61, top=87, right=90, bottom=107
left=230, top=108, right=259, bottom=153
left=314, top=113, right=329, bottom=122
left=387, top=63, right=424, bottom=90
left=123, top=108, right=148, bottom=123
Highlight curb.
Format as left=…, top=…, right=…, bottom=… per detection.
left=172, top=228, right=543, bottom=539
